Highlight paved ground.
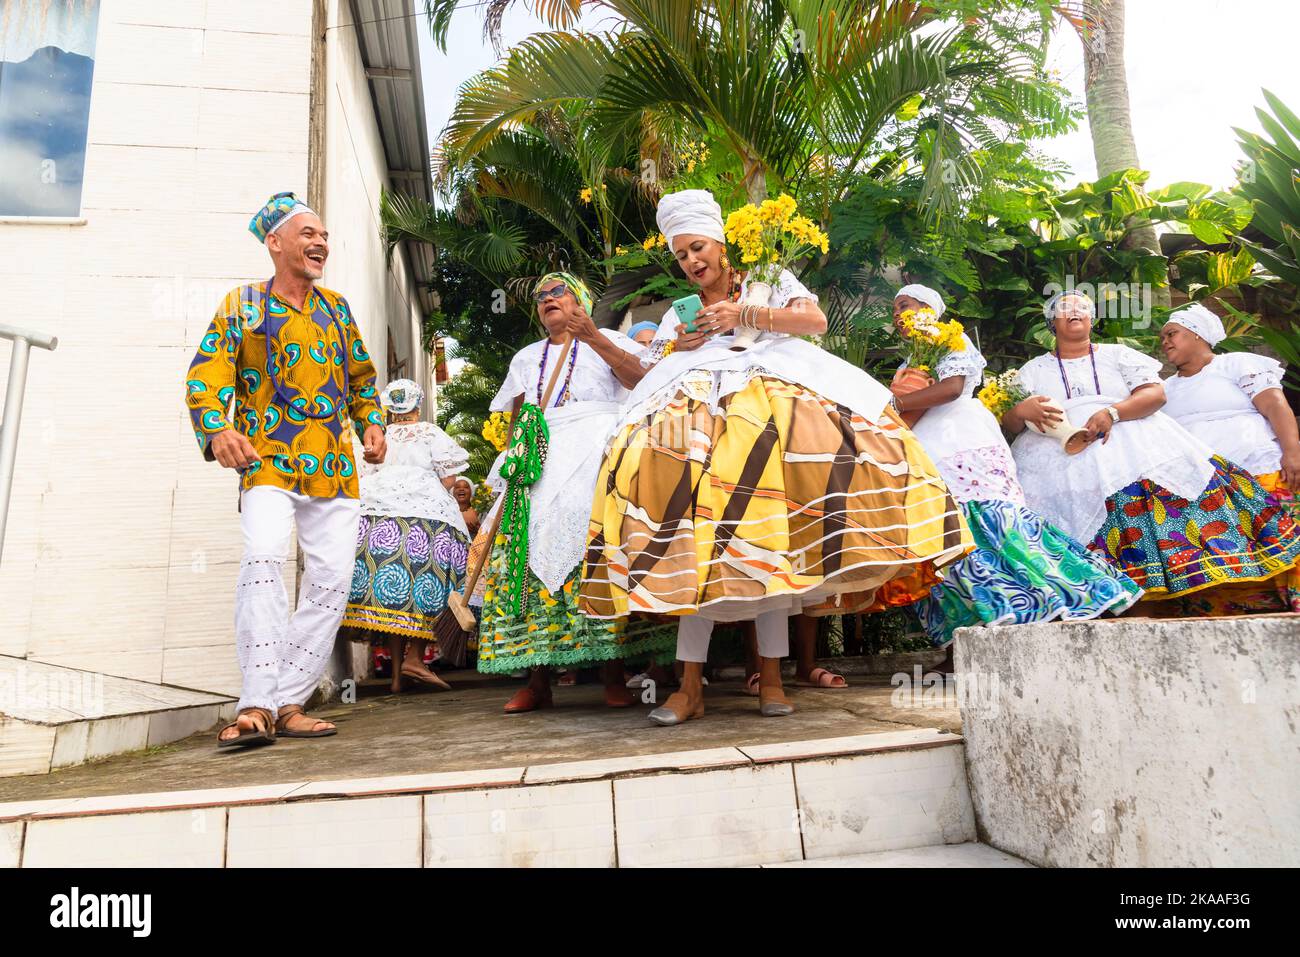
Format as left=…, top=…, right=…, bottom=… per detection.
left=0, top=670, right=961, bottom=802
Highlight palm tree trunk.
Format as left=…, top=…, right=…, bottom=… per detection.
left=1076, top=0, right=1168, bottom=306
left=742, top=151, right=767, bottom=204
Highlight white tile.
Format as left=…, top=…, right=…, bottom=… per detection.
left=89, top=83, right=202, bottom=149
left=195, top=148, right=308, bottom=214
left=524, top=747, right=749, bottom=784
left=227, top=796, right=420, bottom=867
left=96, top=23, right=205, bottom=88
left=764, top=842, right=1031, bottom=868
left=0, top=720, right=55, bottom=777
left=794, top=748, right=976, bottom=860
left=147, top=705, right=225, bottom=746
left=425, top=781, right=615, bottom=868
left=51, top=722, right=90, bottom=769
left=85, top=715, right=151, bottom=762
left=161, top=646, right=243, bottom=697
left=114, top=0, right=207, bottom=29
left=205, top=0, right=312, bottom=35
left=55, top=782, right=307, bottom=817
left=200, top=30, right=310, bottom=95
left=0, top=822, right=23, bottom=868
left=197, top=88, right=309, bottom=149
left=288, top=767, right=525, bottom=800
left=165, top=555, right=243, bottom=626
left=80, top=145, right=198, bottom=212
left=0, top=799, right=83, bottom=822
left=738, top=729, right=962, bottom=763
left=23, top=808, right=226, bottom=867
left=615, top=764, right=802, bottom=868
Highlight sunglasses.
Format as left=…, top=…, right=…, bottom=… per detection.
left=532, top=284, right=571, bottom=304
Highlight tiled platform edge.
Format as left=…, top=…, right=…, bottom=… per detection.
left=0, top=656, right=237, bottom=777
left=0, top=729, right=975, bottom=867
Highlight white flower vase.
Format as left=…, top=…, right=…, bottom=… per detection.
left=1027, top=399, right=1091, bottom=455
left=730, top=280, right=772, bottom=350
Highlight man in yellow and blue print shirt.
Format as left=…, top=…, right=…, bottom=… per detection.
left=185, top=191, right=387, bottom=748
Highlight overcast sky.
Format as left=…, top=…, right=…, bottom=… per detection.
left=416, top=0, right=1300, bottom=193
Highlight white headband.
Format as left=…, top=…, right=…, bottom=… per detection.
left=380, top=378, right=425, bottom=414
left=1165, top=303, right=1226, bottom=348
left=894, top=284, right=946, bottom=318
left=656, top=189, right=724, bottom=250
left=268, top=204, right=316, bottom=237
left=1045, top=291, right=1095, bottom=323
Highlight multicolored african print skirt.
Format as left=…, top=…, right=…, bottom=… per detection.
left=1138, top=469, right=1300, bottom=616
left=477, top=537, right=676, bottom=674
left=917, top=499, right=1142, bottom=646
left=342, top=516, right=468, bottom=642
left=580, top=375, right=972, bottom=622
left=1089, top=456, right=1300, bottom=603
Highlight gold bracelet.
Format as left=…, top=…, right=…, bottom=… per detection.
left=767, top=307, right=773, bottom=331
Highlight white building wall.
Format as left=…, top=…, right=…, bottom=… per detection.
left=0, top=0, right=426, bottom=697
left=322, top=0, right=429, bottom=408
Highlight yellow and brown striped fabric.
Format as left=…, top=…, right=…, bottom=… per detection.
left=580, top=375, right=972, bottom=621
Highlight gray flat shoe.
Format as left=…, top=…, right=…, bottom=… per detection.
left=759, top=699, right=794, bottom=717
left=649, top=706, right=683, bottom=726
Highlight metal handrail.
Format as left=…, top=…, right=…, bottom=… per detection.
left=0, top=324, right=58, bottom=561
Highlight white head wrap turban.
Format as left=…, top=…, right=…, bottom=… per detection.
left=656, top=189, right=725, bottom=251
left=1164, top=303, right=1226, bottom=348
left=380, top=378, right=425, bottom=414
left=1044, top=291, right=1095, bottom=324
left=894, top=284, right=946, bottom=318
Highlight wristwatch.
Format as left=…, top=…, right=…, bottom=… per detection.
left=1106, top=405, right=1120, bottom=423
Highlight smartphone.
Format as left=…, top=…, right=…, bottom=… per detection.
left=672, top=294, right=704, bottom=333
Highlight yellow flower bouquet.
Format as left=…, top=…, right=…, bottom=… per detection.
left=897, top=306, right=965, bottom=376
left=977, top=369, right=1030, bottom=418
left=481, top=411, right=510, bottom=453
left=722, top=193, right=829, bottom=348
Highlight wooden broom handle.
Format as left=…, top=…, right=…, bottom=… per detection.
left=459, top=334, right=575, bottom=596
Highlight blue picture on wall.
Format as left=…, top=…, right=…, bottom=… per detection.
left=0, top=0, right=101, bottom=216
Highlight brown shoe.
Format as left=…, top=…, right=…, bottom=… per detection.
left=504, top=685, right=553, bottom=714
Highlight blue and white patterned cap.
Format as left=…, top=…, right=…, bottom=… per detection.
left=249, top=191, right=317, bottom=243
left=380, top=378, right=424, bottom=414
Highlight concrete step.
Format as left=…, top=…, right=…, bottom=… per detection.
left=0, top=656, right=235, bottom=777
left=1, top=728, right=974, bottom=867
left=763, top=842, right=1031, bottom=867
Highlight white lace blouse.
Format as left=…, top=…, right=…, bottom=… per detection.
left=902, top=335, right=1024, bottom=505
left=489, top=330, right=643, bottom=411
left=357, top=421, right=470, bottom=535
left=650, top=268, right=818, bottom=345
left=1162, top=352, right=1287, bottom=476
left=1010, top=343, right=1216, bottom=542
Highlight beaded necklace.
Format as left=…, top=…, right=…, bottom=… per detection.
left=535, top=338, right=580, bottom=407
left=1054, top=344, right=1101, bottom=397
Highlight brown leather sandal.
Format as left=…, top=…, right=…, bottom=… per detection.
left=274, top=705, right=338, bottom=738
left=217, top=707, right=275, bottom=749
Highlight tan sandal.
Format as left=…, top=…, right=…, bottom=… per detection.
left=217, top=707, right=275, bottom=749
left=649, top=691, right=704, bottom=726
left=274, top=705, right=337, bottom=738
left=759, top=685, right=794, bottom=717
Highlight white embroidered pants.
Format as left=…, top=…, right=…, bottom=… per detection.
left=675, top=610, right=790, bottom=663
left=235, top=486, right=360, bottom=716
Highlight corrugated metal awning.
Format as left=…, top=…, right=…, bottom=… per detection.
left=349, top=0, right=434, bottom=316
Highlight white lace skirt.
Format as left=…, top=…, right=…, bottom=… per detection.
left=1011, top=395, right=1215, bottom=542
